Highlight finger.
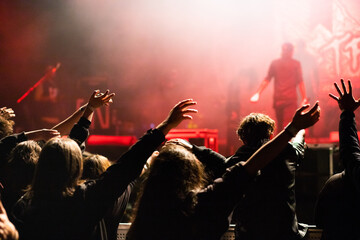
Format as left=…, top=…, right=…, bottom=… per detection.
left=102, top=93, right=115, bottom=102
left=101, top=90, right=110, bottom=98
left=329, top=93, right=339, bottom=101
left=355, top=98, right=360, bottom=106
left=341, top=79, right=347, bottom=94
left=348, top=79, right=352, bottom=95
left=182, top=114, right=193, bottom=120
left=334, top=82, right=342, bottom=96
left=92, top=90, right=100, bottom=98
left=182, top=109, right=198, bottom=114
left=176, top=99, right=194, bottom=108
left=179, top=101, right=197, bottom=110
left=295, top=104, right=310, bottom=115
left=306, top=102, right=320, bottom=116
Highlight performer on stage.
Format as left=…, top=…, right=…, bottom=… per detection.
left=250, top=43, right=307, bottom=130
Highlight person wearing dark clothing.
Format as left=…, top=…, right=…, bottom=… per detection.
left=315, top=79, right=360, bottom=240
left=127, top=102, right=320, bottom=240
left=225, top=113, right=306, bottom=240
left=11, top=98, right=196, bottom=240
left=81, top=154, right=137, bottom=240
left=0, top=116, right=90, bottom=214
left=250, top=43, right=307, bottom=130
left=1, top=141, right=41, bottom=214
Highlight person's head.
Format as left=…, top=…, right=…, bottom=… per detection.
left=133, top=143, right=208, bottom=218
left=237, top=113, right=275, bottom=147
left=281, top=42, right=294, bottom=59
left=81, top=154, right=111, bottom=180
left=29, top=138, right=83, bottom=200
left=6, top=141, right=41, bottom=187
left=0, top=116, right=14, bottom=139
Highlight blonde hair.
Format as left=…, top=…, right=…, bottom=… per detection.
left=28, top=138, right=83, bottom=200
left=82, top=154, right=111, bottom=180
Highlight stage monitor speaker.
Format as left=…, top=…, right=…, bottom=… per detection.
left=296, top=144, right=341, bottom=224
left=166, top=129, right=218, bottom=151
left=86, top=135, right=137, bottom=161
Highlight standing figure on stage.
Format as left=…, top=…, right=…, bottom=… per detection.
left=250, top=43, right=307, bottom=130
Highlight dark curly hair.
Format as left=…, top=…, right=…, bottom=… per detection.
left=237, top=113, right=275, bottom=147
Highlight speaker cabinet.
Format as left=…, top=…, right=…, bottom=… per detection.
left=296, top=144, right=341, bottom=224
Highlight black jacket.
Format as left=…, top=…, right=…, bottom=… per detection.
left=315, top=111, right=360, bottom=240
left=226, top=138, right=305, bottom=240
left=12, top=128, right=165, bottom=240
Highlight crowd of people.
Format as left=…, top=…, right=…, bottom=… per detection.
left=0, top=78, right=359, bottom=240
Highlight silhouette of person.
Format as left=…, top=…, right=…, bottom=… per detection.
left=250, top=43, right=307, bottom=130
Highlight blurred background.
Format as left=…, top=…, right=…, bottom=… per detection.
left=1, top=0, right=360, bottom=155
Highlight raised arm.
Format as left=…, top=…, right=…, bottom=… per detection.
left=244, top=102, right=320, bottom=175
left=51, top=104, right=87, bottom=136
left=68, top=90, right=115, bottom=145
left=250, top=78, right=270, bottom=102
left=156, top=99, right=197, bottom=135
left=89, top=99, right=198, bottom=202
left=53, top=89, right=115, bottom=136
left=329, top=79, right=360, bottom=192
left=0, top=130, right=60, bottom=168
left=82, top=90, right=115, bottom=122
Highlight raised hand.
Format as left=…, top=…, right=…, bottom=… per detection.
left=156, top=99, right=198, bottom=135
left=25, top=129, right=61, bottom=141
left=0, top=200, right=19, bottom=240
left=288, top=102, right=320, bottom=133
left=87, top=90, right=115, bottom=110
left=0, top=107, right=15, bottom=120
left=250, top=93, right=259, bottom=102
left=329, top=79, right=360, bottom=112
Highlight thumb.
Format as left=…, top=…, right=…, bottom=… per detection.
left=91, top=90, right=100, bottom=99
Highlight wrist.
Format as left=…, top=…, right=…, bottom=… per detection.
left=86, top=104, right=95, bottom=112
left=80, top=104, right=88, bottom=111
left=285, top=123, right=299, bottom=137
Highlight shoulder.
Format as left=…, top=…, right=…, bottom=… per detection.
left=271, top=59, right=282, bottom=65
left=225, top=146, right=254, bottom=167
left=291, top=58, right=301, bottom=66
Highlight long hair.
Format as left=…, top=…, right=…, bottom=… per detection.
left=128, top=143, right=208, bottom=239
left=6, top=141, right=41, bottom=191
left=1, top=141, right=41, bottom=211
left=81, top=154, right=111, bottom=180
left=27, top=138, right=83, bottom=200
